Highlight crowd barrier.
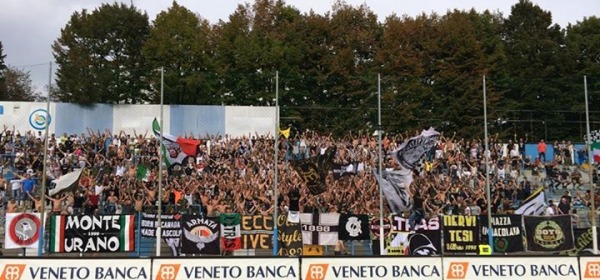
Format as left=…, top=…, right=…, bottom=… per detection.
left=2, top=256, right=600, bottom=280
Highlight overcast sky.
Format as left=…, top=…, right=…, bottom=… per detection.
left=0, top=0, right=598, bottom=90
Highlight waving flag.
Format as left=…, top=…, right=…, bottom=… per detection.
left=152, top=118, right=200, bottom=168
left=515, top=188, right=546, bottom=216
left=49, top=168, right=84, bottom=196
left=377, top=128, right=440, bottom=214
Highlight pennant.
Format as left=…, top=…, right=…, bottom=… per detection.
left=152, top=118, right=200, bottom=168
left=279, top=127, right=291, bottom=139
left=49, top=168, right=84, bottom=196
left=220, top=213, right=241, bottom=251
left=291, top=147, right=336, bottom=195
left=514, top=187, right=546, bottom=216
left=338, top=214, right=370, bottom=240
left=300, top=213, right=339, bottom=245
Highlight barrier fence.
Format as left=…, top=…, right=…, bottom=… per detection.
left=1, top=256, right=600, bottom=280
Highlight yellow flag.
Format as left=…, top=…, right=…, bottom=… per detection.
left=279, top=127, right=291, bottom=138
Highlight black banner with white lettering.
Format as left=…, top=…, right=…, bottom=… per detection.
left=524, top=215, right=574, bottom=252
left=442, top=215, right=480, bottom=253
left=140, top=212, right=182, bottom=256
left=50, top=215, right=135, bottom=253
left=338, top=214, right=370, bottom=240
left=180, top=215, right=220, bottom=255
left=480, top=215, right=524, bottom=253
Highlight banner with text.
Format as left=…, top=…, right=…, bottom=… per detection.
left=152, top=258, right=299, bottom=280
left=442, top=215, right=480, bottom=254
left=140, top=213, right=182, bottom=256
left=50, top=215, right=135, bottom=253
left=443, top=257, right=579, bottom=280
left=480, top=215, right=524, bottom=253
left=180, top=215, right=220, bottom=255
left=302, top=257, right=443, bottom=280
left=240, top=215, right=274, bottom=250
left=385, top=215, right=441, bottom=256
left=278, top=216, right=303, bottom=257
left=524, top=215, right=574, bottom=252
left=0, top=258, right=151, bottom=280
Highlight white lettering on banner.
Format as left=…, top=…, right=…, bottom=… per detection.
left=65, top=236, right=120, bottom=252
left=66, top=215, right=120, bottom=230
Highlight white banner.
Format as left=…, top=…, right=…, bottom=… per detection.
left=443, top=257, right=579, bottom=280
left=152, top=258, right=299, bottom=280
left=0, top=259, right=151, bottom=280
left=301, top=257, right=442, bottom=280
left=4, top=213, right=41, bottom=249
left=580, top=257, right=600, bottom=279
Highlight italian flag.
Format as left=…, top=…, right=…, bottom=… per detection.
left=220, top=213, right=241, bottom=251
left=120, top=215, right=135, bottom=251
left=593, top=142, right=600, bottom=163
left=50, top=215, right=65, bottom=253
left=152, top=118, right=200, bottom=168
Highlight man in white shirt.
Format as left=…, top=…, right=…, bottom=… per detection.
left=545, top=200, right=556, bottom=216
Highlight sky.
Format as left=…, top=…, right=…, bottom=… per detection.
left=0, top=0, right=599, bottom=91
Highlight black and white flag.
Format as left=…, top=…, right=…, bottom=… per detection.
left=333, top=162, right=358, bottom=180
left=338, top=214, right=370, bottom=240
left=584, top=130, right=600, bottom=143
left=514, top=188, right=546, bottom=216
left=375, top=128, right=439, bottom=214
left=300, top=213, right=339, bottom=245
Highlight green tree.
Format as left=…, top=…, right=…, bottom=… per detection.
left=143, top=1, right=219, bottom=105
left=499, top=0, right=570, bottom=140
left=0, top=41, right=7, bottom=99
left=2, top=66, right=39, bottom=101
left=52, top=3, right=150, bottom=104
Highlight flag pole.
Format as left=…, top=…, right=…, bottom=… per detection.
left=377, top=74, right=385, bottom=254
left=273, top=71, right=280, bottom=256
left=483, top=75, right=493, bottom=251
left=156, top=67, right=164, bottom=256
left=38, top=61, right=52, bottom=256
left=584, top=75, right=597, bottom=254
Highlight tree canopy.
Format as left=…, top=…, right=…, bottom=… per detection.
left=43, top=0, right=600, bottom=139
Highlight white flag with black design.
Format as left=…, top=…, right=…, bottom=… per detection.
left=300, top=213, right=339, bottom=245
left=514, top=188, right=546, bottom=216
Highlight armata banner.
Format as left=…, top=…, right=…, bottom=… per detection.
left=480, top=215, right=524, bottom=253
left=524, top=215, right=574, bottom=252
left=442, top=215, right=480, bottom=254
left=140, top=212, right=182, bottom=256
left=4, top=213, right=41, bottom=249
left=180, top=215, right=220, bottom=255
left=50, top=215, right=135, bottom=253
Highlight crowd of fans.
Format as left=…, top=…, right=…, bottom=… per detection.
left=0, top=126, right=598, bottom=226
